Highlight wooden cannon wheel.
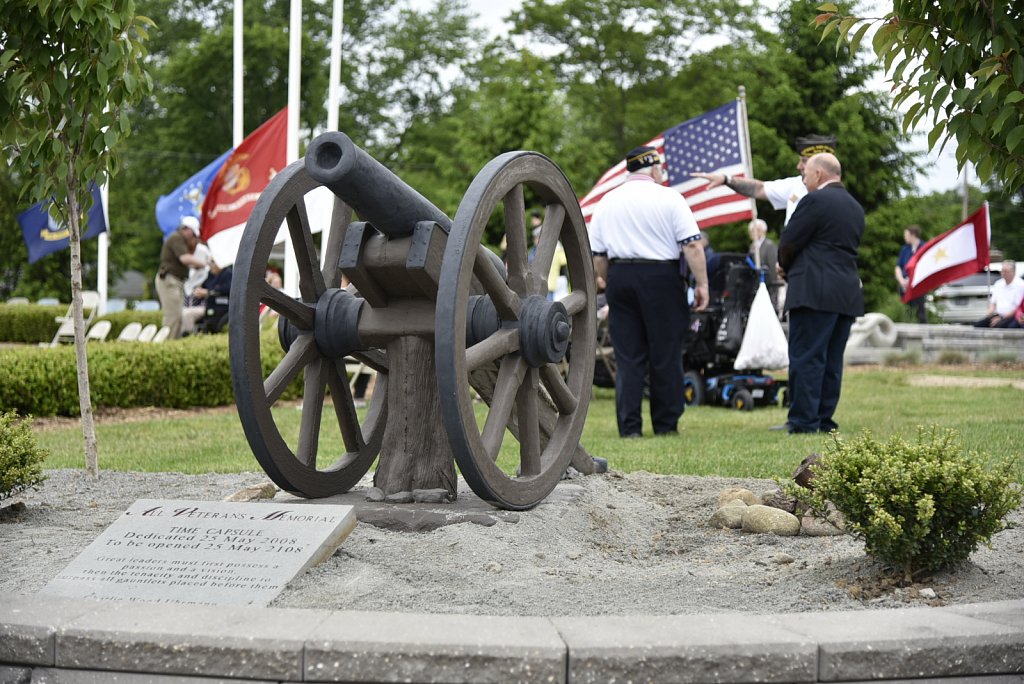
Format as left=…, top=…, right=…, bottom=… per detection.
left=436, top=152, right=597, bottom=510
left=229, top=161, right=387, bottom=498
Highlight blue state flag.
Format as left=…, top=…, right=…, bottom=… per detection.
left=154, top=149, right=233, bottom=237
left=18, top=184, right=107, bottom=264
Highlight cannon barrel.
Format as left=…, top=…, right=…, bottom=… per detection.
left=305, top=131, right=451, bottom=238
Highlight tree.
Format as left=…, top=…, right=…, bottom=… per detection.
left=0, top=0, right=153, bottom=476
left=509, top=0, right=756, bottom=161
left=816, top=1, right=1024, bottom=193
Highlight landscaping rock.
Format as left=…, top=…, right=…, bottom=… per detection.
left=709, top=502, right=746, bottom=529
left=741, top=505, right=801, bottom=536
left=761, top=488, right=797, bottom=513
left=222, top=482, right=277, bottom=502
left=717, top=487, right=761, bottom=508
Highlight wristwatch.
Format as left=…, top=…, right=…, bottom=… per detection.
left=723, top=174, right=732, bottom=186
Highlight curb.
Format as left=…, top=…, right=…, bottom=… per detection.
left=2, top=596, right=1022, bottom=682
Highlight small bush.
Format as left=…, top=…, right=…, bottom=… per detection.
left=784, top=428, right=1022, bottom=582
left=936, top=349, right=969, bottom=365
left=883, top=349, right=921, bottom=367
left=980, top=350, right=1020, bottom=366
left=0, top=411, right=47, bottom=502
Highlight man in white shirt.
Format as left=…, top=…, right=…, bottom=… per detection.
left=693, top=135, right=837, bottom=226
left=590, top=146, right=708, bottom=438
left=974, top=260, right=1024, bottom=328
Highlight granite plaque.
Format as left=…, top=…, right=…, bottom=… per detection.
left=42, top=499, right=356, bottom=606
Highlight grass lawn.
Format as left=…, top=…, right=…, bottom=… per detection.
left=34, top=366, right=1024, bottom=481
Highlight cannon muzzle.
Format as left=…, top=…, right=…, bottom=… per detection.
left=305, top=131, right=451, bottom=238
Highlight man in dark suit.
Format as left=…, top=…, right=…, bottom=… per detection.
left=772, top=153, right=864, bottom=434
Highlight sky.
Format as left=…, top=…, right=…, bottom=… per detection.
left=408, top=0, right=966, bottom=196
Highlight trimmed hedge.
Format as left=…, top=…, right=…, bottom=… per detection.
left=0, top=327, right=299, bottom=416
left=0, top=304, right=162, bottom=344
left=0, top=304, right=68, bottom=343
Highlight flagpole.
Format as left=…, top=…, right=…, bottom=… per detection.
left=283, top=0, right=302, bottom=298
left=233, top=0, right=244, bottom=147
left=321, top=0, right=343, bottom=272
left=97, top=183, right=109, bottom=314
left=737, top=85, right=756, bottom=221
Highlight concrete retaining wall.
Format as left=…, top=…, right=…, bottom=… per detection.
left=843, top=323, right=1024, bottom=365
left=2, top=596, right=1022, bottom=683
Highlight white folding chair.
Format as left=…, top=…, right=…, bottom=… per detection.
left=116, top=321, right=143, bottom=342
left=86, top=320, right=112, bottom=342
left=151, top=326, right=171, bottom=343
left=137, top=323, right=158, bottom=342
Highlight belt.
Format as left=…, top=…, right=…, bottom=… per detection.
left=609, top=258, right=676, bottom=264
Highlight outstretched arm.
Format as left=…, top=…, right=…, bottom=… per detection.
left=691, top=172, right=768, bottom=201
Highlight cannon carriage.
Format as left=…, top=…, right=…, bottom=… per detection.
left=229, top=132, right=597, bottom=511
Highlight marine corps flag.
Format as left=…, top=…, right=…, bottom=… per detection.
left=902, top=203, right=991, bottom=303
left=201, top=107, right=288, bottom=267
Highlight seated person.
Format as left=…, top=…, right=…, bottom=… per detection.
left=182, top=259, right=233, bottom=334
left=973, top=260, right=1024, bottom=328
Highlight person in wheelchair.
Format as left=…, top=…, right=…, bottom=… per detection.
left=181, top=258, right=233, bottom=335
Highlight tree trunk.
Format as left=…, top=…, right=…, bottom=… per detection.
left=66, top=187, right=99, bottom=479
left=372, top=335, right=456, bottom=498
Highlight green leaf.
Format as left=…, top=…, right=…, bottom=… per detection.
left=1014, top=54, right=1024, bottom=87
left=991, top=106, right=1015, bottom=135
left=96, top=63, right=108, bottom=89
left=816, top=3, right=838, bottom=11
left=849, top=22, right=871, bottom=56
left=1007, top=126, right=1024, bottom=154
left=927, top=120, right=946, bottom=149
left=1006, top=91, right=1024, bottom=105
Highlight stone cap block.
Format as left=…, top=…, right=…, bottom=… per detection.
left=947, top=599, right=1024, bottom=630
left=773, top=604, right=1024, bottom=681
left=553, top=614, right=817, bottom=683
left=304, top=611, right=566, bottom=683
left=30, top=667, right=267, bottom=683
left=0, top=595, right=100, bottom=666
left=56, top=600, right=333, bottom=681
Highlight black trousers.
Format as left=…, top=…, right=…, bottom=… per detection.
left=787, top=307, right=854, bottom=433
left=606, top=262, right=688, bottom=436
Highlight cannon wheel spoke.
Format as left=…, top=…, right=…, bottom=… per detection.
left=229, top=162, right=386, bottom=498
left=436, top=152, right=596, bottom=510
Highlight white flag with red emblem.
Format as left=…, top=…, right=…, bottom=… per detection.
left=903, top=203, right=991, bottom=303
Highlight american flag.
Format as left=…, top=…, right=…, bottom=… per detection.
left=579, top=100, right=754, bottom=229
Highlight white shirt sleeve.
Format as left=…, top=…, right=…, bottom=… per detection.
left=762, top=176, right=803, bottom=211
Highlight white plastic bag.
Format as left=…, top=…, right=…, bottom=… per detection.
left=733, top=282, right=789, bottom=370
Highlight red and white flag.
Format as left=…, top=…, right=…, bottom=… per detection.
left=201, top=107, right=288, bottom=266
left=579, top=100, right=755, bottom=230
left=902, top=202, right=991, bottom=303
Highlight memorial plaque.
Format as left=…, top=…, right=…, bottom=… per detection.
left=42, top=499, right=356, bottom=606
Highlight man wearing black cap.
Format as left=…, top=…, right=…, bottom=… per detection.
left=590, top=146, right=709, bottom=438
left=693, top=135, right=837, bottom=226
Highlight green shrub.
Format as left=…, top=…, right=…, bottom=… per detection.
left=936, top=349, right=969, bottom=365
left=0, top=304, right=67, bottom=343
left=0, top=411, right=47, bottom=502
left=785, top=428, right=1022, bottom=582
left=0, top=305, right=162, bottom=344
left=0, top=330, right=300, bottom=416
left=980, top=350, right=1021, bottom=366
left=883, top=349, right=921, bottom=367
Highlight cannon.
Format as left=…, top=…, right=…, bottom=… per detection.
left=228, top=132, right=597, bottom=510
